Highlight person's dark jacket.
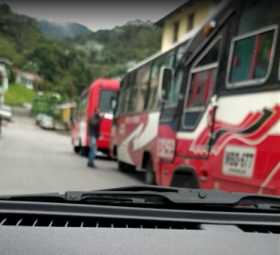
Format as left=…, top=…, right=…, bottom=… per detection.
left=88, top=113, right=101, bottom=138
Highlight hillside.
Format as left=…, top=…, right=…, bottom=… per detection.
left=39, top=20, right=92, bottom=40
left=0, top=4, right=92, bottom=97
left=0, top=4, right=43, bottom=66
left=0, top=4, right=161, bottom=98
left=73, top=20, right=161, bottom=78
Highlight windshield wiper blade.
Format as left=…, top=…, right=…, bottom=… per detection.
left=65, top=185, right=243, bottom=204
left=1, top=186, right=280, bottom=210
left=65, top=185, right=280, bottom=209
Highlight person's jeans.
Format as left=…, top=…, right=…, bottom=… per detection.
left=88, top=136, right=97, bottom=163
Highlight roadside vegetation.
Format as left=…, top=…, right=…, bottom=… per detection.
left=4, top=84, right=35, bottom=106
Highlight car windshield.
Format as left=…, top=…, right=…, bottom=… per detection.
left=1, top=0, right=280, bottom=205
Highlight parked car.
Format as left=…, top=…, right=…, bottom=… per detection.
left=0, top=105, right=12, bottom=122
left=35, top=113, right=45, bottom=125
left=36, top=114, right=54, bottom=130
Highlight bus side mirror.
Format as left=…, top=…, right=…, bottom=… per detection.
left=160, top=67, right=173, bottom=102
left=111, top=98, right=117, bottom=111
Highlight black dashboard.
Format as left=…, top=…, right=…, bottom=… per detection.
left=0, top=226, right=279, bottom=254
left=0, top=200, right=278, bottom=254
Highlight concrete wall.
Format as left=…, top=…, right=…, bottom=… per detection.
left=160, top=0, right=218, bottom=52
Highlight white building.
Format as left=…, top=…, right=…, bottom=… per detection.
left=15, top=69, right=42, bottom=90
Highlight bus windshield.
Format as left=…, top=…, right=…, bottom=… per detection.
left=99, top=90, right=117, bottom=114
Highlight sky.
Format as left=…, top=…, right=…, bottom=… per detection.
left=0, top=0, right=187, bottom=31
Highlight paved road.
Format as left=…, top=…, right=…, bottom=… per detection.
left=0, top=115, right=141, bottom=195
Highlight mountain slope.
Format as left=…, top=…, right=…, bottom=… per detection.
left=0, top=4, right=161, bottom=98
left=39, top=20, right=92, bottom=40
left=0, top=4, right=43, bottom=65
left=74, top=20, right=161, bottom=76
left=0, top=3, right=92, bottom=96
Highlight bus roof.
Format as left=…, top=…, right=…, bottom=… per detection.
left=89, top=79, right=119, bottom=91
left=80, top=79, right=119, bottom=99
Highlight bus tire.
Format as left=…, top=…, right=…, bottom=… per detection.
left=170, top=168, right=199, bottom=189
left=74, top=146, right=80, bottom=154
left=144, top=159, right=155, bottom=185
left=80, top=146, right=89, bottom=157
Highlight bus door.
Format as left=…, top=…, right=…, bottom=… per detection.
left=157, top=42, right=191, bottom=162
left=157, top=65, right=184, bottom=185
left=98, top=88, right=118, bottom=149
left=179, top=26, right=230, bottom=160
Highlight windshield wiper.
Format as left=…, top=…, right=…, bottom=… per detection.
left=64, top=186, right=177, bottom=206
left=63, top=186, right=280, bottom=210
left=2, top=186, right=280, bottom=211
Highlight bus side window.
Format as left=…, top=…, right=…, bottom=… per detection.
left=164, top=41, right=192, bottom=108
left=116, top=78, right=127, bottom=116
left=134, top=63, right=151, bottom=113
left=227, top=27, right=277, bottom=88
left=225, top=0, right=279, bottom=89
left=183, top=38, right=221, bottom=130
left=127, top=73, right=137, bottom=113
left=160, top=67, right=173, bottom=102
left=146, top=60, right=160, bottom=111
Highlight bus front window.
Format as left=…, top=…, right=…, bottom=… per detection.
left=99, top=90, right=117, bottom=114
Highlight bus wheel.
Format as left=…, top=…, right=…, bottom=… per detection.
left=80, top=147, right=89, bottom=157
left=171, top=170, right=199, bottom=189
left=74, top=146, right=80, bottom=154
left=145, top=159, right=155, bottom=185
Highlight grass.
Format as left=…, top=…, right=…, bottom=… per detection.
left=4, top=83, right=36, bottom=106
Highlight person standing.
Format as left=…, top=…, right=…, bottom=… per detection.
left=87, top=110, right=101, bottom=168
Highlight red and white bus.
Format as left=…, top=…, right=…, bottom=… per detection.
left=72, top=79, right=119, bottom=156
left=111, top=31, right=196, bottom=182
left=157, top=0, right=280, bottom=196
